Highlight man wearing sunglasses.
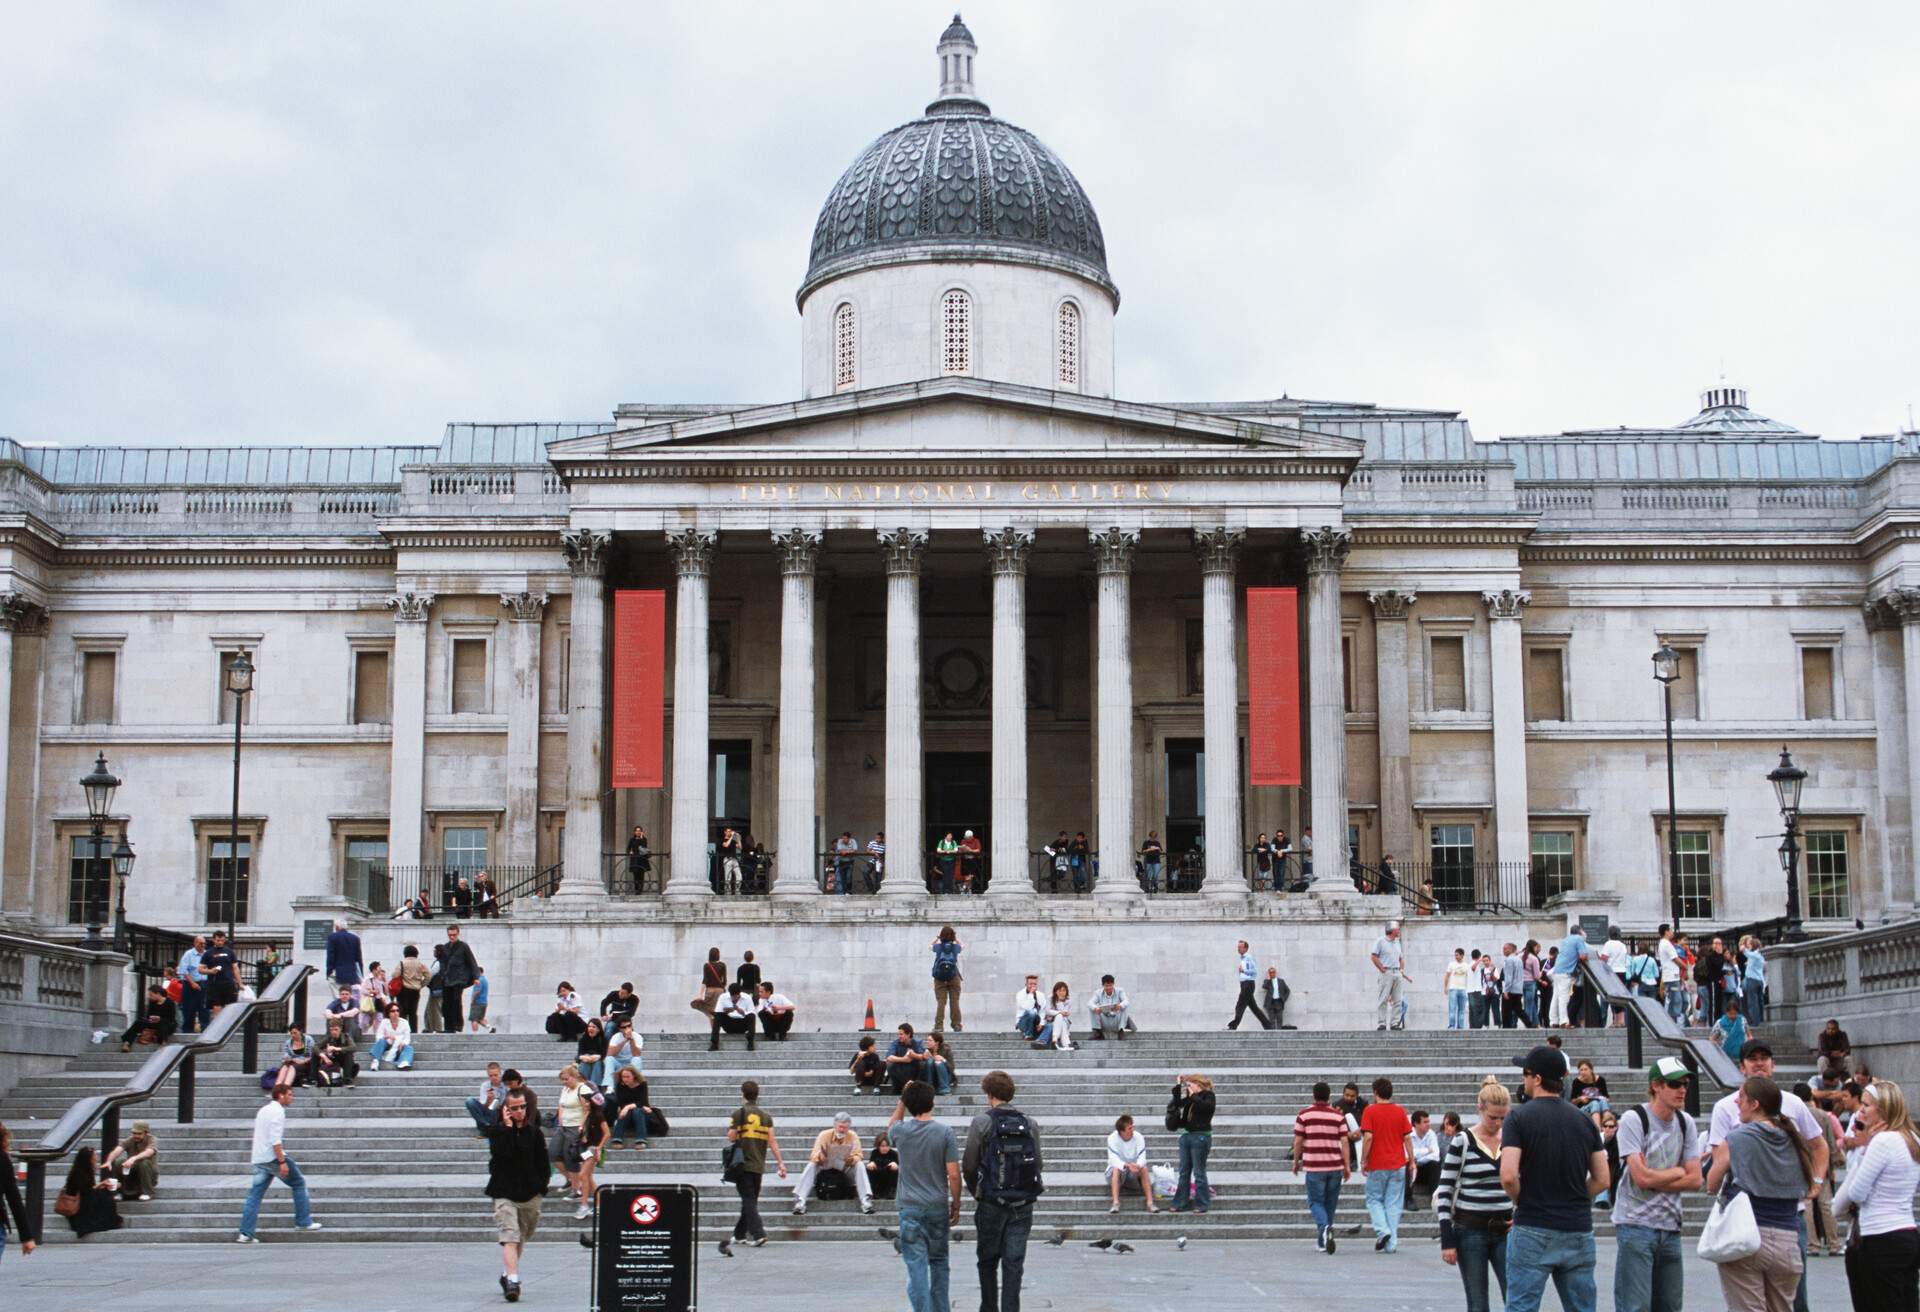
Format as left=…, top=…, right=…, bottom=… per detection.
left=1612, top=1057, right=1701, bottom=1312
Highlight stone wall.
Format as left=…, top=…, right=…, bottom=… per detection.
left=0, top=931, right=132, bottom=1099
left=1760, top=919, right=1920, bottom=1090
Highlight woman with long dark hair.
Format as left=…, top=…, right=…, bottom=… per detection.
left=692, top=948, right=727, bottom=1017
left=59, top=1146, right=123, bottom=1238
left=1706, top=1075, right=1813, bottom=1311
left=576, top=1019, right=609, bottom=1087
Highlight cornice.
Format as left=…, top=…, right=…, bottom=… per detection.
left=54, top=546, right=395, bottom=569
left=385, top=530, right=565, bottom=551
left=554, top=458, right=1355, bottom=482
left=1521, top=543, right=1859, bottom=564
left=1351, top=527, right=1533, bottom=548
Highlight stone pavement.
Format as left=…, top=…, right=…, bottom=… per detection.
left=1, top=1238, right=1855, bottom=1310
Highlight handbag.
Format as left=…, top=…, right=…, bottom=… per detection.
left=54, top=1190, right=81, bottom=1218
left=720, top=1143, right=747, bottom=1184
left=644, top=1106, right=670, bottom=1138
left=1697, top=1190, right=1762, bottom=1264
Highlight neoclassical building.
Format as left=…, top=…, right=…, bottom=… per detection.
left=3, top=16, right=1917, bottom=978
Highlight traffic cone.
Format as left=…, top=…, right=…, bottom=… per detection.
left=862, top=998, right=877, bottom=1031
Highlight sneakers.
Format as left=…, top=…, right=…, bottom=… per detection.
left=369, top=1059, right=381, bottom=1071
left=1325, top=1231, right=1337, bottom=1255
left=751, top=1236, right=768, bottom=1247
left=575, top=1204, right=593, bottom=1220
left=1374, top=1234, right=1390, bottom=1252
left=235, top=1233, right=258, bottom=1244
left=861, top=1201, right=875, bottom=1216
left=300, top=1221, right=324, bottom=1231
left=1316, top=1225, right=1327, bottom=1252
left=791, top=1201, right=807, bottom=1216
left=500, top=1275, right=520, bottom=1302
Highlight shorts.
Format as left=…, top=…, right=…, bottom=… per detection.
left=469, top=1003, right=488, bottom=1022
left=548, top=1125, right=582, bottom=1165
left=493, top=1197, right=542, bottom=1245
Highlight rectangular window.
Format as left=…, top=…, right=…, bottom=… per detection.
left=710, top=739, right=752, bottom=827
left=1526, top=648, right=1566, bottom=721
left=344, top=836, right=389, bottom=911
left=353, top=650, right=391, bottom=724
left=1668, top=646, right=1699, bottom=719
left=1675, top=830, right=1713, bottom=919
left=1429, top=823, right=1475, bottom=908
left=66, top=834, right=114, bottom=925
left=207, top=836, right=252, bottom=924
left=1804, top=831, right=1850, bottom=919
left=1801, top=647, right=1835, bottom=720
left=1182, top=618, right=1204, bottom=697
left=442, top=827, right=488, bottom=872
left=1340, top=634, right=1356, bottom=713
left=451, top=638, right=488, bottom=714
left=1430, top=636, right=1466, bottom=711
left=216, top=650, right=252, bottom=724
left=1529, top=831, right=1575, bottom=908
left=81, top=651, right=116, bottom=724
left=709, top=620, right=734, bottom=698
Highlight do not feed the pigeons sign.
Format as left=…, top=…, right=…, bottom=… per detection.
left=591, top=1183, right=698, bottom=1311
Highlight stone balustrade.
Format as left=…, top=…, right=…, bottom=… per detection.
left=0, top=930, right=133, bottom=1099
left=1762, top=918, right=1920, bottom=1090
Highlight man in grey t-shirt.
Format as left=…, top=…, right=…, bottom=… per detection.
left=1611, top=1057, right=1700, bottom=1312
left=1369, top=923, right=1411, bottom=1031
left=889, top=1081, right=960, bottom=1311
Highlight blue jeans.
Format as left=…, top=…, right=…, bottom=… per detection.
left=578, top=1058, right=605, bottom=1086
left=1174, top=1131, right=1211, bottom=1210
left=370, top=1039, right=413, bottom=1067
left=974, top=1199, right=1032, bottom=1312
left=1794, top=1214, right=1809, bottom=1312
left=239, top=1156, right=313, bottom=1236
left=611, top=1106, right=650, bottom=1145
left=835, top=857, right=852, bottom=894
left=1364, top=1169, right=1404, bottom=1248
left=178, top=987, right=209, bottom=1033
left=1304, top=1170, right=1342, bottom=1231
left=1448, top=989, right=1469, bottom=1029
left=1743, top=979, right=1766, bottom=1024
left=1505, top=1224, right=1596, bottom=1312
left=1069, top=856, right=1086, bottom=893
left=898, top=1203, right=951, bottom=1312
left=1454, top=1223, right=1509, bottom=1312
left=1522, top=980, right=1539, bottom=1027
left=1613, top=1223, right=1683, bottom=1312
left=1143, top=859, right=1161, bottom=892
left=1015, top=1009, right=1040, bottom=1041
left=1665, top=984, right=1688, bottom=1024
left=608, top=1052, right=643, bottom=1077
left=465, top=1097, right=498, bottom=1131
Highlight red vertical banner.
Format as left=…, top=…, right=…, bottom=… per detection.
left=1246, top=586, right=1302, bottom=786
left=611, top=589, right=665, bottom=789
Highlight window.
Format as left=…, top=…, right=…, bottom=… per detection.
left=1674, top=830, right=1713, bottom=919
left=451, top=638, right=488, bottom=714
left=1340, top=634, right=1356, bottom=713
left=207, top=836, right=252, bottom=924
left=1530, top=831, right=1575, bottom=907
left=352, top=650, right=391, bottom=724
left=1526, top=648, right=1566, bottom=721
left=1430, top=636, right=1466, bottom=711
left=66, top=833, right=115, bottom=925
left=1429, top=824, right=1476, bottom=908
left=1804, top=831, right=1850, bottom=919
left=833, top=302, right=857, bottom=392
left=1665, top=645, right=1699, bottom=718
left=442, top=827, right=488, bottom=872
left=81, top=651, right=116, bottom=724
left=1182, top=618, right=1204, bottom=696
left=711, top=740, right=752, bottom=828
left=940, top=289, right=971, bottom=375
left=1801, top=647, right=1835, bottom=720
left=215, top=650, right=252, bottom=724
left=709, top=620, right=733, bottom=698
left=344, top=837, right=389, bottom=911
left=1163, top=737, right=1205, bottom=856
left=1056, top=301, right=1080, bottom=389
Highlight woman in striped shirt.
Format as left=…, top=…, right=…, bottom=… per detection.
left=1436, top=1082, right=1515, bottom=1312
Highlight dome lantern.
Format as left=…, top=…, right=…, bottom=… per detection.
left=932, top=13, right=984, bottom=114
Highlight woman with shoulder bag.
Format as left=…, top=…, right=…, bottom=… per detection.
left=691, top=948, right=727, bottom=1017
left=1705, top=1075, right=1814, bottom=1312
left=58, top=1147, right=123, bottom=1239
left=1832, top=1079, right=1920, bottom=1312
left=1436, top=1083, right=1513, bottom=1312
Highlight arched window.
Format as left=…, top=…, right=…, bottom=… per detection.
left=940, top=289, right=971, bottom=376
left=833, top=302, right=857, bottom=392
left=1056, top=301, right=1081, bottom=390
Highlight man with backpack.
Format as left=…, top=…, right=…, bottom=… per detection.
left=962, top=1070, right=1045, bottom=1312
left=930, top=927, right=965, bottom=1032
left=1611, top=1057, right=1700, bottom=1312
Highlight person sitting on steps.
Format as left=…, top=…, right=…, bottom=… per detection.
left=710, top=983, right=759, bottom=1052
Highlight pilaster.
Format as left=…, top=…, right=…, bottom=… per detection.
left=1368, top=589, right=1417, bottom=868
left=0, top=594, right=47, bottom=917
left=1484, top=588, right=1532, bottom=906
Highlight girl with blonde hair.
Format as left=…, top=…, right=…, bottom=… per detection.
left=1833, top=1079, right=1919, bottom=1309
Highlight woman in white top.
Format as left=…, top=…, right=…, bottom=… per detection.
left=369, top=1004, right=413, bottom=1071
left=1106, top=1114, right=1155, bottom=1214
left=1832, top=1078, right=1920, bottom=1310
left=1034, top=981, right=1073, bottom=1052
left=550, top=1063, right=593, bottom=1200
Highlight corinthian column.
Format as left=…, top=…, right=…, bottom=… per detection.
left=0, top=594, right=47, bottom=915
left=880, top=529, right=928, bottom=897
left=664, top=530, right=716, bottom=900
left=985, top=528, right=1033, bottom=900
left=1303, top=527, right=1352, bottom=888
left=771, top=529, right=821, bottom=900
left=385, top=591, right=434, bottom=872
left=499, top=591, right=547, bottom=869
left=1889, top=588, right=1920, bottom=913
left=1369, top=589, right=1417, bottom=870
left=558, top=531, right=610, bottom=897
left=1091, top=528, right=1140, bottom=900
left=1485, top=588, right=1532, bottom=906
left=1195, top=528, right=1246, bottom=898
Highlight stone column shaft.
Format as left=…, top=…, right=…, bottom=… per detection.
left=1895, top=594, right=1920, bottom=913
left=1486, top=589, right=1532, bottom=906
left=385, top=593, right=433, bottom=870
left=1304, top=528, right=1352, bottom=892
left=881, top=529, right=928, bottom=897
left=1866, top=600, right=1912, bottom=915
left=772, top=530, right=821, bottom=898
left=664, top=530, right=715, bottom=899
left=500, top=592, right=547, bottom=869
left=986, top=530, right=1033, bottom=899
left=1369, top=590, right=1416, bottom=867
left=1195, top=529, right=1245, bottom=897
left=0, top=595, right=38, bottom=915
left=559, top=532, right=611, bottom=897
left=1092, top=530, right=1139, bottom=900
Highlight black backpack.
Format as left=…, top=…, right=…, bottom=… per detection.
left=975, top=1107, right=1044, bottom=1206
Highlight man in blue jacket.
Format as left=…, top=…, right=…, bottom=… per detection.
left=324, top=919, right=364, bottom=990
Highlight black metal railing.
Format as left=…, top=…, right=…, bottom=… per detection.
left=495, top=862, right=562, bottom=908
left=819, top=849, right=883, bottom=894
left=1579, top=955, right=1739, bottom=1115
left=1031, top=848, right=1098, bottom=894
left=604, top=850, right=664, bottom=896
left=369, top=865, right=538, bottom=917
left=1245, top=848, right=1308, bottom=892
left=925, top=847, right=989, bottom=894
left=1367, top=860, right=1533, bottom=915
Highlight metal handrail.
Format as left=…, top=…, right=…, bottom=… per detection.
left=12, top=962, right=314, bottom=1235
left=1578, top=955, right=1740, bottom=1112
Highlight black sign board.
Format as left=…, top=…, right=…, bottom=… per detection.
left=592, top=1183, right=698, bottom=1311
left=302, top=919, right=332, bottom=951
left=1578, top=914, right=1611, bottom=944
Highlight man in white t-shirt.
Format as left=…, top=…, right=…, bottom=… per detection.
left=1598, top=928, right=1630, bottom=1027
left=237, top=1085, right=321, bottom=1241
left=1704, top=1039, right=1827, bottom=1312
left=1655, top=926, right=1685, bottom=1025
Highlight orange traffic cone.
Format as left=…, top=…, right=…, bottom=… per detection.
left=862, top=998, right=877, bottom=1031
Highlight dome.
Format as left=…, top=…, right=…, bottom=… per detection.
left=1674, top=384, right=1803, bottom=435
left=798, top=16, right=1114, bottom=307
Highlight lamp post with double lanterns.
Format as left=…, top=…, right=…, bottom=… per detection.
left=1767, top=746, right=1809, bottom=943
left=77, top=752, right=121, bottom=951
left=1651, top=644, right=1684, bottom=931
left=224, top=648, right=255, bottom=943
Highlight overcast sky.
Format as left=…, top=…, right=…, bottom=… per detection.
left=3, top=2, right=1916, bottom=450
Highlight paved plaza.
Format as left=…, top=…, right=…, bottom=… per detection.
left=1, top=1238, right=1855, bottom=1310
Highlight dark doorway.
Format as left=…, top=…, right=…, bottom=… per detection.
left=710, top=739, right=762, bottom=892
left=925, top=752, right=990, bottom=892
left=1164, top=737, right=1206, bottom=891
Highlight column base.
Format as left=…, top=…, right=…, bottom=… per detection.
left=1305, top=879, right=1362, bottom=902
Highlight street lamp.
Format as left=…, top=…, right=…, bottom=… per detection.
left=1767, top=746, right=1809, bottom=943
left=111, top=835, right=137, bottom=954
left=224, top=649, right=255, bottom=942
left=1651, top=644, right=1683, bottom=931
left=78, top=752, right=121, bottom=951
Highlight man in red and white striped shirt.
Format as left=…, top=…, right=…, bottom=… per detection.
left=1292, top=1081, right=1354, bottom=1255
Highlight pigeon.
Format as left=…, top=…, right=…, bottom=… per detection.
left=1176, top=1235, right=1188, bottom=1250
left=577, top=1233, right=595, bottom=1250
left=1088, top=1238, right=1114, bottom=1250
left=1113, top=1242, right=1135, bottom=1254
left=717, top=1238, right=734, bottom=1258
left=877, top=1227, right=899, bottom=1240
left=1043, top=1231, right=1069, bottom=1247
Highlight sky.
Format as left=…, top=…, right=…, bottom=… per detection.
left=2, top=2, right=1916, bottom=450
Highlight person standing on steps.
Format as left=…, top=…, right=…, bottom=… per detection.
left=484, top=1088, right=547, bottom=1303
left=888, top=1080, right=962, bottom=1312
left=1169, top=1073, right=1217, bottom=1213
left=1371, top=922, right=1412, bottom=1031
left=1361, top=1077, right=1414, bottom=1252
left=1548, top=923, right=1590, bottom=1029
left=1499, top=1045, right=1607, bottom=1312
left=1292, top=1080, right=1352, bottom=1255
left=963, top=1070, right=1045, bottom=1312
left=236, top=1084, right=322, bottom=1242
left=719, top=1080, right=786, bottom=1255
left=931, top=926, right=965, bottom=1032
left=323, top=917, right=364, bottom=994
left=1227, top=940, right=1268, bottom=1030
left=434, top=924, right=480, bottom=1037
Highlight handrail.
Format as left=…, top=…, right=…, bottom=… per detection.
left=12, top=962, right=314, bottom=1235
left=1578, top=955, right=1741, bottom=1108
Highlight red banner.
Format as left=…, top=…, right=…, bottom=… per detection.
left=611, top=590, right=665, bottom=789
left=1246, top=587, right=1302, bottom=786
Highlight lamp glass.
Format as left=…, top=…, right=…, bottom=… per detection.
left=226, top=648, right=255, bottom=696
left=80, top=752, right=120, bottom=821
left=112, top=836, right=136, bottom=880
left=1768, top=747, right=1807, bottom=816
left=1651, top=644, right=1680, bottom=684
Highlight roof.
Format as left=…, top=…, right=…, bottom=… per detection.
left=1500, top=435, right=1904, bottom=482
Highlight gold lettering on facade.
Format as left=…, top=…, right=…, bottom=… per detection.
left=724, top=481, right=1176, bottom=503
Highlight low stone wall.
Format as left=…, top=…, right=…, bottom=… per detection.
left=0, top=932, right=133, bottom=1100
left=293, top=892, right=1567, bottom=1040
left=1762, top=919, right=1920, bottom=1090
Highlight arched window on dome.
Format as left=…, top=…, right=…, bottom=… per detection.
left=833, top=302, right=857, bottom=393
left=940, top=289, right=972, bottom=376
left=1056, top=300, right=1081, bottom=391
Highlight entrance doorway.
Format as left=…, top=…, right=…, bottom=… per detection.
left=1164, top=737, right=1205, bottom=891
left=710, top=739, right=761, bottom=892
left=925, top=752, right=989, bottom=892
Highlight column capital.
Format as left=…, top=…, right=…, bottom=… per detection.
left=386, top=591, right=435, bottom=623
left=666, top=529, right=717, bottom=578
left=1301, top=526, right=1352, bottom=575
left=879, top=528, right=928, bottom=577
left=984, top=527, right=1034, bottom=576
left=0, top=592, right=47, bottom=634
left=499, top=591, right=550, bottom=622
left=1482, top=589, right=1532, bottom=621
left=1880, top=588, right=1920, bottom=626
left=1367, top=589, right=1417, bottom=621
left=1089, top=527, right=1139, bottom=575
left=1192, top=527, right=1244, bottom=576
left=562, top=529, right=612, bottom=578
left=772, top=528, right=822, bottom=577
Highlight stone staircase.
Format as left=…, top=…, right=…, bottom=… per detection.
left=3, top=1029, right=1779, bottom=1244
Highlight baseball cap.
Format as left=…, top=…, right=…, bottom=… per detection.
left=1647, top=1057, right=1692, bottom=1086
left=1739, top=1038, right=1774, bottom=1061
left=1513, top=1045, right=1563, bottom=1080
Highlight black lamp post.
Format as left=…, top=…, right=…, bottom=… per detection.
left=78, top=752, right=121, bottom=951
left=224, top=649, right=254, bottom=942
left=111, top=834, right=137, bottom=954
left=1651, top=644, right=1683, bottom=931
left=1767, top=746, right=1809, bottom=943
